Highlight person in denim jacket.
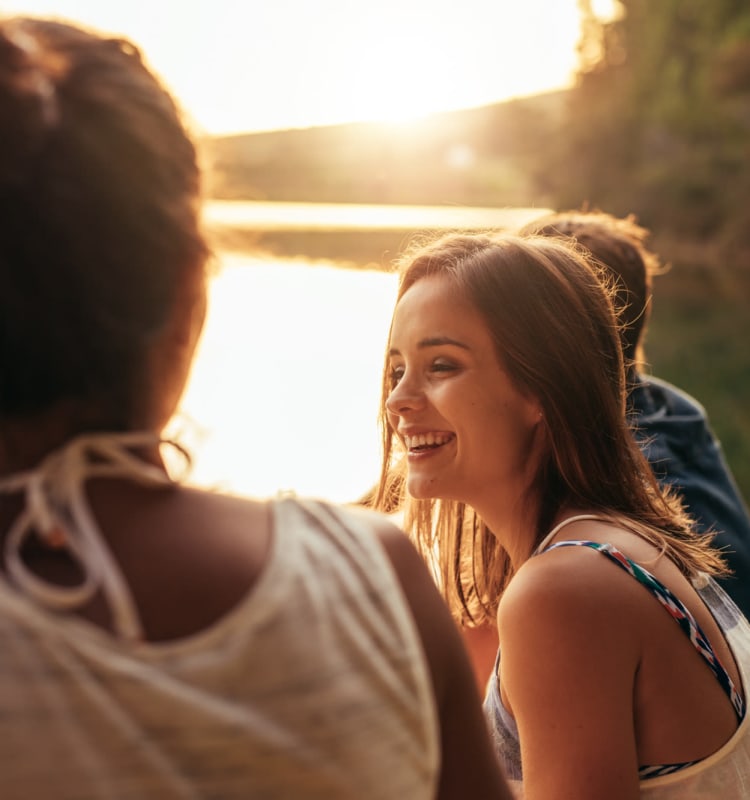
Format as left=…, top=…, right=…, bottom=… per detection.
left=522, top=211, right=750, bottom=618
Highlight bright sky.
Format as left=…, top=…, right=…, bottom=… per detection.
left=2, top=0, right=614, bottom=135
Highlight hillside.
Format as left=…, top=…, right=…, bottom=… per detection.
left=203, top=91, right=566, bottom=208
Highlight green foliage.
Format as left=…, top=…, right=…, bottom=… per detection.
left=536, top=1, right=750, bottom=499
left=645, top=262, right=750, bottom=499
left=549, top=0, right=750, bottom=270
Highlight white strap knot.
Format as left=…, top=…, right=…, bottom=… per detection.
left=0, top=432, right=189, bottom=640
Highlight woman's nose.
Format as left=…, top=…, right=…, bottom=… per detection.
left=386, top=375, right=425, bottom=416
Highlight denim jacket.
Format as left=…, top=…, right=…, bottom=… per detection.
left=629, top=374, right=750, bottom=618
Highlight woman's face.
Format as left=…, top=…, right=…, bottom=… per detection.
left=386, top=273, right=541, bottom=511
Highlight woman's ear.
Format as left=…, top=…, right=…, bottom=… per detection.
left=522, top=393, right=544, bottom=429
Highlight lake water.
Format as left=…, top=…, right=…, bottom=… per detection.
left=172, top=201, right=550, bottom=503
left=172, top=252, right=399, bottom=504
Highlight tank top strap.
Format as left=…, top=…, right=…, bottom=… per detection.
left=533, top=514, right=610, bottom=555
left=0, top=432, right=189, bottom=641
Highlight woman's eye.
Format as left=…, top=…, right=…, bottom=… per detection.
left=431, top=360, right=457, bottom=374
left=389, top=359, right=456, bottom=387
left=389, top=365, right=405, bottom=386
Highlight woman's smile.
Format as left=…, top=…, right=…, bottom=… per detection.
left=403, top=431, right=455, bottom=454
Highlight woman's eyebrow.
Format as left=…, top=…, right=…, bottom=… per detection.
left=388, top=336, right=470, bottom=357
left=418, top=335, right=469, bottom=350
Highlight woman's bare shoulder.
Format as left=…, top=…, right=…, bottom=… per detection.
left=498, top=544, right=644, bottom=664
left=497, top=545, right=642, bottom=798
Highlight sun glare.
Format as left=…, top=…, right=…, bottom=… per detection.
left=2, top=0, right=591, bottom=134
left=296, top=2, right=584, bottom=129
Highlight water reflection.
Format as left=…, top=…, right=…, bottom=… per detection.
left=169, top=253, right=398, bottom=504
left=204, top=199, right=551, bottom=231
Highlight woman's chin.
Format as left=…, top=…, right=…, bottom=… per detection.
left=406, top=474, right=443, bottom=501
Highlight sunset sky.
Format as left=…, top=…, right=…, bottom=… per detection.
left=3, top=0, right=616, bottom=135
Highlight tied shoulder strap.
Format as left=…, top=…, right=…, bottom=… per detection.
left=0, top=432, right=188, bottom=641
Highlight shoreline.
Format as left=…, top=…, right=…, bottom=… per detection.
left=203, top=200, right=554, bottom=270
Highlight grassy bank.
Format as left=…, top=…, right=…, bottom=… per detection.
left=644, top=250, right=750, bottom=503
left=207, top=226, right=417, bottom=271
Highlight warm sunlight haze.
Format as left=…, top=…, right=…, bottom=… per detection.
left=0, top=0, right=612, bottom=501
left=2, top=0, right=616, bottom=134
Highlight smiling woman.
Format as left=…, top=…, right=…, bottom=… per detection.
left=0, top=0, right=601, bottom=134
left=371, top=230, right=750, bottom=799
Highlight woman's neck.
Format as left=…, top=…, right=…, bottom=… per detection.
left=0, top=407, right=160, bottom=475
left=476, top=497, right=542, bottom=572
